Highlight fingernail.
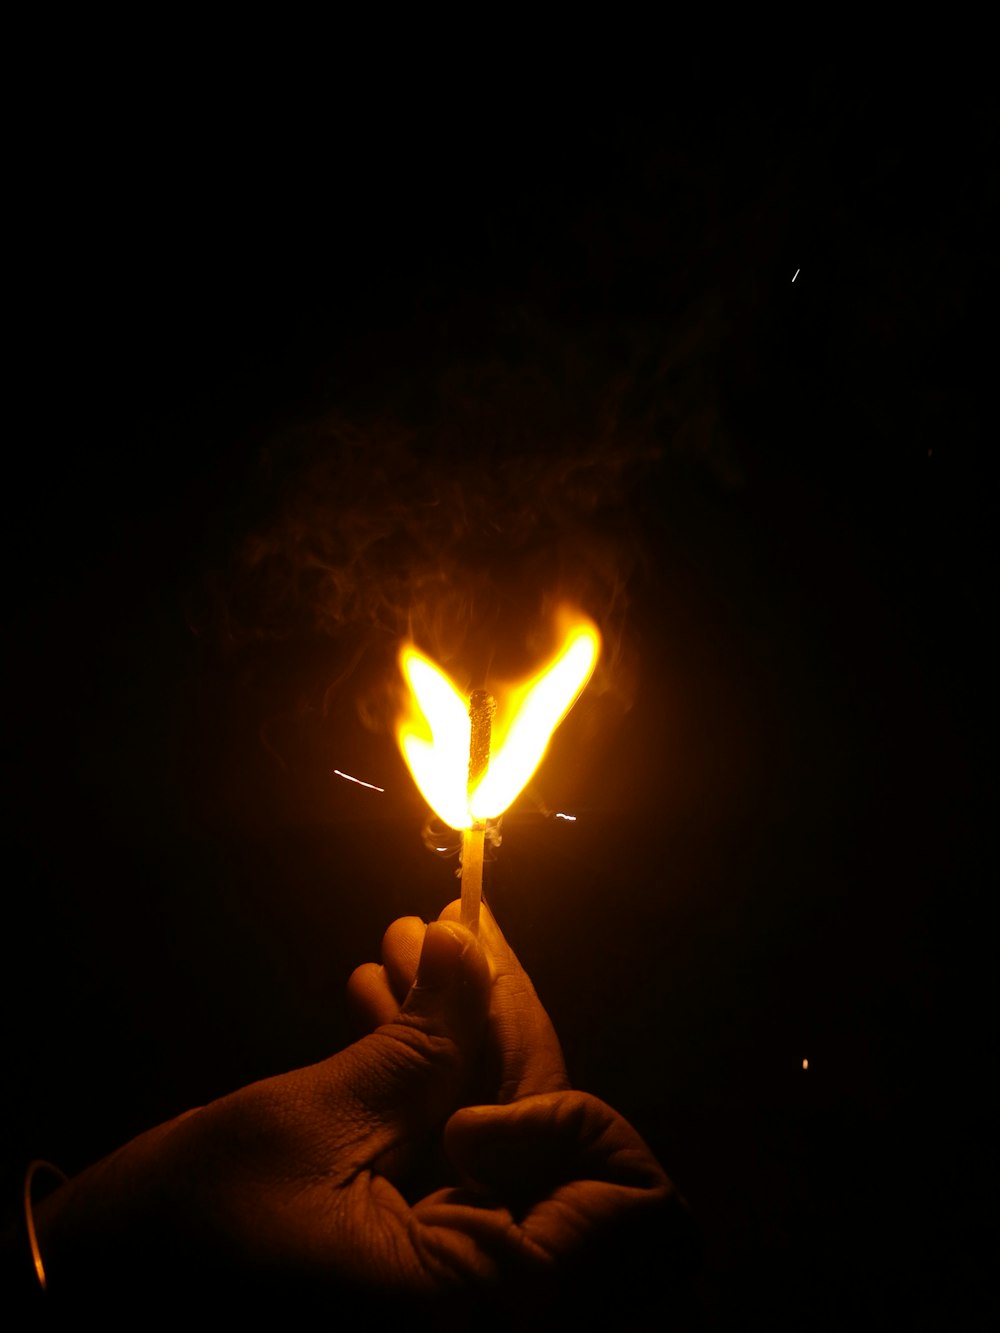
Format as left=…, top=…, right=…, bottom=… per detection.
left=415, top=921, right=469, bottom=990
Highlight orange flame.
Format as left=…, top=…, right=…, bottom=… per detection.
left=397, top=616, right=600, bottom=830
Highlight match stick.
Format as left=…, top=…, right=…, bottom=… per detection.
left=461, top=688, right=495, bottom=934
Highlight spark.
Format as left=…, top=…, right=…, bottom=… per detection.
left=802, top=1058, right=809, bottom=1070
left=792, top=269, right=800, bottom=282
left=333, top=769, right=385, bottom=793
left=555, top=812, right=577, bottom=821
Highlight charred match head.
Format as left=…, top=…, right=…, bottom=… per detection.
left=467, top=689, right=496, bottom=795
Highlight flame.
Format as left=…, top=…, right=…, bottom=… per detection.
left=397, top=616, right=600, bottom=830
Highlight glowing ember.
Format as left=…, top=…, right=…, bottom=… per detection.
left=397, top=616, right=600, bottom=830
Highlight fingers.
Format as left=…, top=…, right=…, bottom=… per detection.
left=398, top=921, right=491, bottom=1045
left=323, top=922, right=494, bottom=1157
left=347, top=899, right=568, bottom=1102
left=444, top=1091, right=672, bottom=1197
left=440, top=899, right=569, bottom=1100
left=346, top=963, right=399, bottom=1029
left=439, top=897, right=507, bottom=966
left=421, top=1092, right=693, bottom=1316
left=346, top=917, right=426, bottom=1032
left=344, top=919, right=493, bottom=1048
left=381, top=916, right=426, bottom=1000
left=441, top=1091, right=678, bottom=1270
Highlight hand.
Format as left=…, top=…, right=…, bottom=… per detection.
left=29, top=902, right=688, bottom=1319
left=347, top=897, right=570, bottom=1104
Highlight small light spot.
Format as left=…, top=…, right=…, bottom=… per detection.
left=555, top=812, right=577, bottom=821
left=792, top=269, right=800, bottom=282
left=802, top=1058, right=809, bottom=1070
left=333, top=769, right=385, bottom=793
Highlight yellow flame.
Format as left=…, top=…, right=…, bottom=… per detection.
left=397, top=617, right=600, bottom=830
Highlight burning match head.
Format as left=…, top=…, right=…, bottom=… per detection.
left=469, top=688, right=497, bottom=719
left=468, top=689, right=496, bottom=788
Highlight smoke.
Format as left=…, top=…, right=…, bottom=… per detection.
left=194, top=305, right=736, bottom=734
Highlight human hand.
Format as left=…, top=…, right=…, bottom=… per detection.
left=347, top=897, right=569, bottom=1104
left=30, top=904, right=687, bottom=1319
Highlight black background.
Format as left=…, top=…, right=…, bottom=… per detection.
left=3, top=54, right=992, bottom=1326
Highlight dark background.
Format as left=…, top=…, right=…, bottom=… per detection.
left=4, top=58, right=992, bottom=1326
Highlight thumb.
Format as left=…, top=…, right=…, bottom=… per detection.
left=322, top=921, right=492, bottom=1148
left=399, top=919, right=492, bottom=1044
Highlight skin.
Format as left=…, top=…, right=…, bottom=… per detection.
left=26, top=900, right=683, bottom=1316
